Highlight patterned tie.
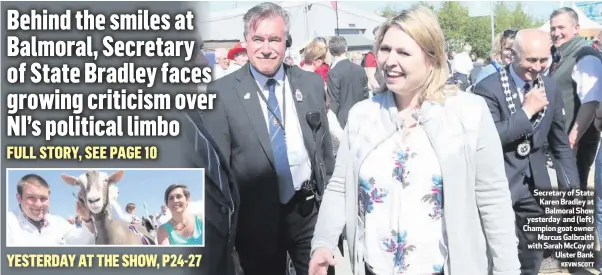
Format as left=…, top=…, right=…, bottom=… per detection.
left=523, top=83, right=535, bottom=121
left=266, top=78, right=295, bottom=203
left=523, top=82, right=531, bottom=95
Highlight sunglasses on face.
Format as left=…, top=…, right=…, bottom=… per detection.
left=502, top=29, right=517, bottom=39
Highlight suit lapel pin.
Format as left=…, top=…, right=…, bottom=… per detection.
left=295, top=89, right=303, bottom=102
left=244, top=93, right=250, bottom=99
left=512, top=93, right=518, bottom=99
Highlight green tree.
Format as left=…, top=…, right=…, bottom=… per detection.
left=493, top=1, right=513, bottom=33
left=437, top=1, right=470, bottom=51
left=465, top=16, right=491, bottom=58
left=511, top=3, right=536, bottom=29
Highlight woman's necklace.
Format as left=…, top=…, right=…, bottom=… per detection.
left=169, top=218, right=188, bottom=231
left=396, top=108, right=419, bottom=139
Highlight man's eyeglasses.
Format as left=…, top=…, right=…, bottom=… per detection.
left=502, top=29, right=517, bottom=39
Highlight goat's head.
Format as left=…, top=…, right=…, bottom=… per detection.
left=61, top=170, right=124, bottom=214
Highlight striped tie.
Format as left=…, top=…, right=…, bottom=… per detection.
left=266, top=78, right=295, bottom=203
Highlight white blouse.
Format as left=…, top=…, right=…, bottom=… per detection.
left=359, top=124, right=447, bottom=275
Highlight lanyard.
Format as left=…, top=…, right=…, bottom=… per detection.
left=255, top=76, right=287, bottom=132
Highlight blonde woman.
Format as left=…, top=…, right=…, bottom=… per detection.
left=301, top=41, right=329, bottom=88
left=309, top=6, right=519, bottom=275
left=475, top=29, right=517, bottom=84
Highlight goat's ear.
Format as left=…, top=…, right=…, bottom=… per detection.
left=60, top=174, right=79, bottom=186
left=108, top=170, right=124, bottom=184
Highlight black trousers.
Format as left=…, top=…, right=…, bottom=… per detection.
left=238, top=192, right=335, bottom=275
left=577, top=124, right=600, bottom=190
left=514, top=193, right=545, bottom=275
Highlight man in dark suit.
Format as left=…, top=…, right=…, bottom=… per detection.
left=201, top=3, right=335, bottom=275
left=473, top=29, right=579, bottom=275
left=326, top=36, right=369, bottom=128
left=177, top=110, right=240, bottom=275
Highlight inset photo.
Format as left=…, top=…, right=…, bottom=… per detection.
left=5, top=168, right=205, bottom=247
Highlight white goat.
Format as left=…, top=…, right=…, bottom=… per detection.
left=61, top=170, right=154, bottom=245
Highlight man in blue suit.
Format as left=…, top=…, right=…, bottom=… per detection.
left=473, top=29, right=579, bottom=275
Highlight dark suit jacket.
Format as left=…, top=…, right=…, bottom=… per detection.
left=473, top=66, right=579, bottom=203
left=201, top=63, right=335, bottom=259
left=327, top=59, right=368, bottom=127
left=179, top=111, right=240, bottom=275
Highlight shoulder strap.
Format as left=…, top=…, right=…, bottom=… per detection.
left=491, top=61, right=501, bottom=72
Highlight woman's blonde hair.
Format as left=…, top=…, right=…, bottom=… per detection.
left=490, top=31, right=515, bottom=63
left=374, top=6, right=451, bottom=104
left=303, top=41, right=327, bottom=64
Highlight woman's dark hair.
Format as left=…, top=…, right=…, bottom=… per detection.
left=502, top=29, right=517, bottom=39
left=164, top=184, right=191, bottom=204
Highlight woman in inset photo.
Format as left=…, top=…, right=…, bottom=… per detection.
left=157, top=184, right=204, bottom=245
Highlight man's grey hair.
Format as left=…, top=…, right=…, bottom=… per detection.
left=550, top=7, right=579, bottom=25
left=329, top=36, right=348, bottom=56
left=243, top=2, right=291, bottom=39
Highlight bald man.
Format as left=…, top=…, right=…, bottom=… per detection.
left=474, top=29, right=579, bottom=275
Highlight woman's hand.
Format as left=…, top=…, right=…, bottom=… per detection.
left=308, top=248, right=335, bottom=275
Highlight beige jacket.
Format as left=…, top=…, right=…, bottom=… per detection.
left=311, top=91, right=520, bottom=275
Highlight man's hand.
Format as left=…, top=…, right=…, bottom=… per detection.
left=309, top=248, right=335, bottom=275
left=569, top=130, right=577, bottom=149
left=523, top=85, right=549, bottom=118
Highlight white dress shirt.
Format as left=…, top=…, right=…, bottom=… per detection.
left=509, top=64, right=532, bottom=104
left=451, top=52, right=473, bottom=75
left=509, top=64, right=540, bottom=120
left=7, top=211, right=94, bottom=246
left=327, top=109, right=343, bottom=141
left=572, top=55, right=602, bottom=104
left=250, top=64, right=312, bottom=190
left=330, top=56, right=346, bottom=69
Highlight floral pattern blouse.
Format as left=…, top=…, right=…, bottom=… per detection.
left=359, top=124, right=447, bottom=275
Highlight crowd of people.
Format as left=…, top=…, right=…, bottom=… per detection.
left=6, top=2, right=602, bottom=275
left=7, top=173, right=204, bottom=246
left=189, top=2, right=602, bottom=275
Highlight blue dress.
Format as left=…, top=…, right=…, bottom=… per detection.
left=163, top=215, right=204, bottom=245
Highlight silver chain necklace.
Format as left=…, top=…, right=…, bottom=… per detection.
left=499, top=66, right=546, bottom=157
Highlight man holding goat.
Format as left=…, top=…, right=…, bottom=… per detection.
left=6, top=174, right=95, bottom=246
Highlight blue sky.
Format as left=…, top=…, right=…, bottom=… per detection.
left=7, top=169, right=204, bottom=219
left=207, top=1, right=569, bottom=21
